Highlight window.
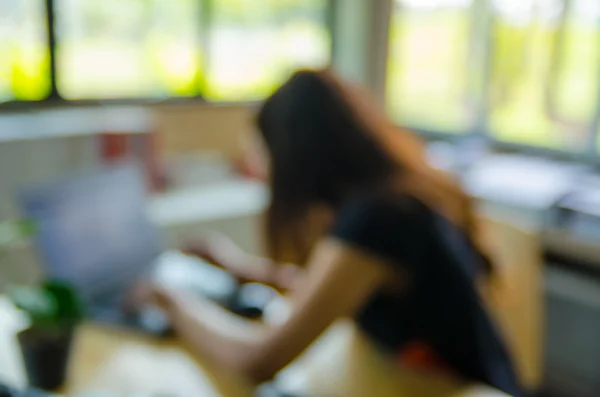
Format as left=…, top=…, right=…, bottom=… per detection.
left=386, top=0, right=475, bottom=133
left=386, top=0, right=600, bottom=154
left=0, top=0, right=50, bottom=102
left=202, top=0, right=331, bottom=101
left=551, top=0, right=600, bottom=129
left=55, top=0, right=202, bottom=99
left=24, top=0, right=330, bottom=102
left=488, top=0, right=600, bottom=150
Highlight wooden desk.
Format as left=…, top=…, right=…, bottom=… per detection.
left=0, top=299, right=508, bottom=397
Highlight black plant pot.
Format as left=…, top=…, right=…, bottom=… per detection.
left=17, top=326, right=75, bottom=391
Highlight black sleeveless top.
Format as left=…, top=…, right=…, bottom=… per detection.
left=330, top=193, right=521, bottom=397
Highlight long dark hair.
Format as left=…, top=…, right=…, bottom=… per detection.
left=257, top=70, right=488, bottom=267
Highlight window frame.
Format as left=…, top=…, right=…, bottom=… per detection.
left=0, top=0, right=335, bottom=109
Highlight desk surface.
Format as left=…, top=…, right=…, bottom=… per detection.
left=0, top=299, right=508, bottom=397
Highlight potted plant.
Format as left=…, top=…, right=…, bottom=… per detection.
left=2, top=218, right=84, bottom=390
left=8, top=281, right=84, bottom=390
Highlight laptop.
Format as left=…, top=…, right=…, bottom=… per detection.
left=18, top=162, right=238, bottom=334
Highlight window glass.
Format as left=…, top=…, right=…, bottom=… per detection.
left=55, top=0, right=202, bottom=99
left=386, top=0, right=474, bottom=133
left=0, top=0, right=50, bottom=102
left=203, top=0, right=331, bottom=101
left=552, top=0, right=600, bottom=126
left=489, top=0, right=600, bottom=150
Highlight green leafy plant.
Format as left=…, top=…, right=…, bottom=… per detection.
left=2, top=220, right=83, bottom=330
left=8, top=281, right=84, bottom=331
left=0, top=219, right=36, bottom=252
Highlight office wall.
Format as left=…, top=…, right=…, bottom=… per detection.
left=0, top=136, right=98, bottom=218
left=0, top=103, right=256, bottom=287
left=0, top=104, right=253, bottom=207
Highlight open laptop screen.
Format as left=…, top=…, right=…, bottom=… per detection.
left=19, top=162, right=163, bottom=303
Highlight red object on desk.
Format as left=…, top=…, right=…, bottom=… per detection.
left=98, top=132, right=166, bottom=192
left=99, top=133, right=129, bottom=162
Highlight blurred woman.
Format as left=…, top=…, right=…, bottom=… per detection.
left=151, top=70, right=521, bottom=396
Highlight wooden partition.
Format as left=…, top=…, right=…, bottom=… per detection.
left=480, top=218, right=544, bottom=392
left=153, top=103, right=255, bottom=159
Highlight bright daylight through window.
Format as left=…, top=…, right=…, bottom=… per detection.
left=0, top=0, right=51, bottom=102
left=386, top=0, right=474, bottom=134
left=55, top=0, right=202, bottom=99
left=53, top=0, right=330, bottom=101
left=489, top=0, right=600, bottom=150
left=386, top=0, right=600, bottom=151
left=203, top=0, right=331, bottom=102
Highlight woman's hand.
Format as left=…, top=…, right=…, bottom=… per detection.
left=181, top=233, right=303, bottom=292
left=181, top=234, right=238, bottom=269
left=124, top=279, right=176, bottom=314
left=181, top=234, right=255, bottom=284
left=272, top=263, right=303, bottom=291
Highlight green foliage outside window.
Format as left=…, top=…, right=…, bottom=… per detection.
left=203, top=0, right=330, bottom=101
left=0, top=0, right=329, bottom=102
left=387, top=0, right=600, bottom=151
left=0, top=0, right=50, bottom=102
left=386, top=8, right=471, bottom=133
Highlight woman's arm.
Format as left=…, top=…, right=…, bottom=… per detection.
left=183, top=234, right=302, bottom=291
left=158, top=237, right=390, bottom=383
